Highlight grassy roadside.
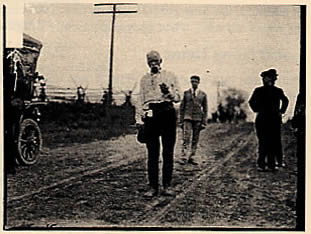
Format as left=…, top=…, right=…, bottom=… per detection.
left=38, top=102, right=136, bottom=149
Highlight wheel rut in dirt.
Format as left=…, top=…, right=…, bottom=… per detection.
left=133, top=130, right=253, bottom=226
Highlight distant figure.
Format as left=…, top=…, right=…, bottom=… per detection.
left=236, top=108, right=247, bottom=122
left=121, top=90, right=136, bottom=124
left=101, top=90, right=109, bottom=106
left=38, top=75, right=47, bottom=102
left=226, top=105, right=235, bottom=123
left=33, top=76, right=40, bottom=100
left=249, top=68, right=289, bottom=171
left=77, top=86, right=85, bottom=103
left=217, top=104, right=226, bottom=123
left=211, top=111, right=218, bottom=123
left=179, top=75, right=208, bottom=165
left=122, top=90, right=133, bottom=107
left=137, top=50, right=180, bottom=197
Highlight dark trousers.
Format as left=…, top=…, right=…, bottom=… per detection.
left=255, top=114, right=283, bottom=169
left=144, top=102, right=177, bottom=190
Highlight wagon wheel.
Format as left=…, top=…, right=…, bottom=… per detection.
left=16, top=119, right=42, bottom=165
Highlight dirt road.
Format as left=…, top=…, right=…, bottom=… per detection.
left=5, top=123, right=297, bottom=229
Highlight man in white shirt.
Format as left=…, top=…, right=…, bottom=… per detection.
left=137, top=50, right=180, bottom=197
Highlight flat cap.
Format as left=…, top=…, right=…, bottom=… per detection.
left=260, top=69, right=278, bottom=80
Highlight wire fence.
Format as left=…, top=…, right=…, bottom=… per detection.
left=46, top=87, right=140, bottom=105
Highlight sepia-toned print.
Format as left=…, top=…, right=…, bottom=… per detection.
left=1, top=1, right=306, bottom=231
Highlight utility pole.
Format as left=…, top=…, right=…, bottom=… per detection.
left=94, top=3, right=137, bottom=106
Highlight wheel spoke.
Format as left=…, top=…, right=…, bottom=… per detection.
left=24, top=143, right=38, bottom=161
left=25, top=150, right=31, bottom=161
left=22, top=147, right=28, bottom=159
left=26, top=148, right=34, bottom=161
left=27, top=150, right=33, bottom=160
left=21, top=144, right=27, bottom=152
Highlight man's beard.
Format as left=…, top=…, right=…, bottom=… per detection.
left=151, top=67, right=159, bottom=74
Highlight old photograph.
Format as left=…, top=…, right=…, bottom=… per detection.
left=1, top=0, right=307, bottom=231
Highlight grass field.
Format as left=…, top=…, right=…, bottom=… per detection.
left=39, top=102, right=136, bottom=148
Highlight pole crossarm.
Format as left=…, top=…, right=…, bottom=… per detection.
left=94, top=3, right=137, bottom=6
left=94, top=11, right=137, bottom=14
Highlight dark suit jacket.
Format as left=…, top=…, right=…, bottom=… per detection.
left=179, top=88, right=208, bottom=124
left=249, top=85, right=289, bottom=116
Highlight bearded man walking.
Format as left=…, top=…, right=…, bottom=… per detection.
left=137, top=50, right=181, bottom=197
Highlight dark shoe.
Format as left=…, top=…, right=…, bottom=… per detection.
left=144, top=188, right=158, bottom=198
left=188, top=158, right=199, bottom=166
left=162, top=188, right=175, bottom=197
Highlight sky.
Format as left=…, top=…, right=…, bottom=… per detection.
left=22, top=3, right=301, bottom=118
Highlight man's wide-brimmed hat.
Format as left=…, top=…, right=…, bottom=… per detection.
left=260, top=68, right=278, bottom=80
left=146, top=50, right=162, bottom=64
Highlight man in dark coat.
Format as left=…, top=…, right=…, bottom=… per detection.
left=179, top=75, right=208, bottom=165
left=249, top=68, right=289, bottom=171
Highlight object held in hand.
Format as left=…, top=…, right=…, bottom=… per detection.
left=159, top=83, right=169, bottom=94
left=145, top=109, right=153, bottom=117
